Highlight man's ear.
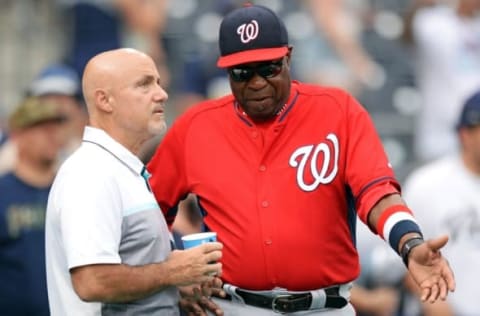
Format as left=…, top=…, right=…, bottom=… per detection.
left=95, top=89, right=113, bottom=113
left=285, top=46, right=294, bottom=65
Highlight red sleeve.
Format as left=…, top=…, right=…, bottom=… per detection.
left=147, top=119, right=189, bottom=227
left=343, top=94, right=401, bottom=228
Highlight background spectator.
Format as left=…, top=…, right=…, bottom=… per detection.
left=402, top=90, right=480, bottom=316
left=0, top=97, right=67, bottom=316
left=408, top=0, right=480, bottom=162
left=56, top=0, right=170, bottom=83
left=296, top=0, right=384, bottom=96
left=27, top=63, right=87, bottom=157
left=0, top=63, right=85, bottom=174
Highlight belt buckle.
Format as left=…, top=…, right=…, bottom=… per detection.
left=272, top=294, right=292, bottom=314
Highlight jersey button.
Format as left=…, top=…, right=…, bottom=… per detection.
left=261, top=201, right=269, bottom=207
left=265, top=240, right=272, bottom=245
left=252, top=131, right=258, bottom=138
left=259, top=165, right=266, bottom=171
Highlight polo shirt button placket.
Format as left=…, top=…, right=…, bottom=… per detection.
left=141, top=166, right=152, bottom=192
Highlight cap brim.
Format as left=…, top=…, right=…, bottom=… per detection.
left=29, top=77, right=79, bottom=96
left=217, top=47, right=288, bottom=68
left=12, top=115, right=68, bottom=130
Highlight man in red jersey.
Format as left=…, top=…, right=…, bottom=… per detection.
left=148, top=4, right=455, bottom=316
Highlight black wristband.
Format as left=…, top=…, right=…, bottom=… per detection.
left=400, top=237, right=424, bottom=267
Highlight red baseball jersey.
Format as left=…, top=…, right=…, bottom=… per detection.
left=148, top=81, right=400, bottom=291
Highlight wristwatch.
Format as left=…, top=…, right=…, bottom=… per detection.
left=400, top=236, right=424, bottom=267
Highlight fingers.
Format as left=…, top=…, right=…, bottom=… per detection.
left=199, top=297, right=224, bottom=316
left=420, top=262, right=455, bottom=303
left=446, top=275, right=456, bottom=292
left=206, top=250, right=222, bottom=264
left=201, top=277, right=225, bottom=298
left=420, top=285, right=431, bottom=302
left=420, top=280, right=438, bottom=303
left=210, top=287, right=226, bottom=298
left=193, top=287, right=203, bottom=299
left=205, top=262, right=222, bottom=277
left=179, top=298, right=207, bottom=316
left=179, top=289, right=206, bottom=315
left=443, top=261, right=456, bottom=292
left=438, top=276, right=448, bottom=301
left=210, top=283, right=226, bottom=298
left=211, top=276, right=223, bottom=289
left=199, top=243, right=223, bottom=269
left=200, top=241, right=223, bottom=252
left=428, top=283, right=439, bottom=303
left=179, top=287, right=224, bottom=316
left=426, top=235, right=449, bottom=252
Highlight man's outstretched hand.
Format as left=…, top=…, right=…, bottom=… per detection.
left=407, top=235, right=455, bottom=303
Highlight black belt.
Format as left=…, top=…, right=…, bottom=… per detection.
left=224, top=286, right=348, bottom=314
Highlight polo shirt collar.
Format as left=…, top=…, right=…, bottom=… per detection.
left=82, top=126, right=145, bottom=176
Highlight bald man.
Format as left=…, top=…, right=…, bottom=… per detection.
left=45, top=48, right=223, bottom=316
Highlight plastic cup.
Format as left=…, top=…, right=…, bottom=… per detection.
left=181, top=232, right=217, bottom=249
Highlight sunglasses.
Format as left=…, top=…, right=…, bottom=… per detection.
left=228, top=60, right=284, bottom=82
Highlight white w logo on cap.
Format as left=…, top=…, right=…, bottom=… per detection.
left=237, top=20, right=259, bottom=43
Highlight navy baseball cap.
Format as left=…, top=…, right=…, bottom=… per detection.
left=217, top=4, right=289, bottom=68
left=457, top=90, right=480, bottom=129
left=27, top=64, right=80, bottom=97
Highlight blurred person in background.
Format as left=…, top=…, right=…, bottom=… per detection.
left=402, top=0, right=438, bottom=45
left=56, top=0, right=170, bottom=85
left=402, top=90, right=480, bottom=316
left=0, top=131, right=16, bottom=175
left=27, top=63, right=87, bottom=156
left=408, top=0, right=480, bottom=162
left=0, top=125, right=5, bottom=142
left=0, top=63, right=86, bottom=175
left=293, top=0, right=383, bottom=96
left=0, top=97, right=68, bottom=316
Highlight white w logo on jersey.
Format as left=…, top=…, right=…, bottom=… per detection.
left=289, top=133, right=339, bottom=191
left=237, top=20, right=259, bottom=43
